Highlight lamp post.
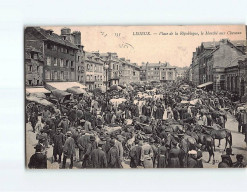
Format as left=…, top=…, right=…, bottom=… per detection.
left=104, top=64, right=109, bottom=105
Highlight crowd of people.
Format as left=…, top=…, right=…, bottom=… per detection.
left=27, top=81, right=247, bottom=169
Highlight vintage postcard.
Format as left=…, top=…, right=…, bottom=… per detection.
left=25, top=25, right=247, bottom=169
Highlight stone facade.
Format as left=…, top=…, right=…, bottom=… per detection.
left=25, top=46, right=44, bottom=86
left=85, top=51, right=104, bottom=90
left=119, top=58, right=140, bottom=85
left=25, top=27, right=79, bottom=84
left=191, top=39, right=246, bottom=93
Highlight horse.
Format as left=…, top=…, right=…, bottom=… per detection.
left=197, top=132, right=215, bottom=164
left=203, top=128, right=232, bottom=151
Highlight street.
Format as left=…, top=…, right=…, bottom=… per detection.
left=26, top=112, right=247, bottom=169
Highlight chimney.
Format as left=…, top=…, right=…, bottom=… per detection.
left=72, top=31, right=81, bottom=46
left=46, top=29, right=53, bottom=35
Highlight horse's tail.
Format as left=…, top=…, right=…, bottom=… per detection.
left=229, top=131, right=232, bottom=148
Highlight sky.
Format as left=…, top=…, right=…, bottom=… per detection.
left=42, top=25, right=246, bottom=67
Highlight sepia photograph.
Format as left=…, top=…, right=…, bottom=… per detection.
left=25, top=25, right=247, bottom=169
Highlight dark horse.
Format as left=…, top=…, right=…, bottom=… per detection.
left=197, top=132, right=215, bottom=164
left=203, top=128, right=232, bottom=151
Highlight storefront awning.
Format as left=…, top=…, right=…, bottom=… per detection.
left=197, top=82, right=213, bottom=89
left=46, top=82, right=87, bottom=91
left=26, top=87, right=51, bottom=94
left=26, top=96, right=53, bottom=106
left=66, top=87, right=87, bottom=95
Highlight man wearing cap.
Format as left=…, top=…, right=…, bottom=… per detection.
left=218, top=155, right=231, bottom=168
left=107, top=139, right=121, bottom=168
left=84, top=119, right=93, bottom=132
left=62, top=131, right=75, bottom=169
left=187, top=150, right=198, bottom=168
left=77, top=129, right=88, bottom=161
left=157, top=140, right=168, bottom=168
left=232, top=154, right=246, bottom=168
left=111, top=134, right=124, bottom=163
left=150, top=138, right=158, bottom=168
left=28, top=144, right=47, bottom=169
left=58, top=114, right=70, bottom=135
left=53, top=128, right=65, bottom=163
left=82, top=135, right=97, bottom=168
left=91, top=141, right=108, bottom=168
left=68, top=106, right=77, bottom=127
left=129, top=139, right=142, bottom=168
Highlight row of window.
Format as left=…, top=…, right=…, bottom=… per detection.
left=27, top=65, right=42, bottom=73
left=45, top=70, right=70, bottom=80
left=46, top=43, right=75, bottom=55
left=86, top=75, right=104, bottom=82
left=86, top=63, right=103, bottom=72
left=46, top=56, right=74, bottom=68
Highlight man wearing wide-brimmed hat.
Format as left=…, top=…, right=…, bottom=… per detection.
left=28, top=144, right=47, bottom=169
left=62, top=131, right=75, bottom=169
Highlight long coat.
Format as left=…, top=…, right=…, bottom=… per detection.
left=77, top=135, right=90, bottom=160
left=168, top=147, right=181, bottom=168
left=28, top=153, right=47, bottom=169
left=53, top=133, right=65, bottom=156
left=129, top=145, right=142, bottom=168
left=63, top=137, right=75, bottom=157
left=141, top=143, right=153, bottom=168
left=91, top=148, right=107, bottom=168
left=157, top=145, right=168, bottom=168
left=107, top=146, right=121, bottom=168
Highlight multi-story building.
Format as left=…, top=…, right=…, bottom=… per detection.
left=119, top=58, right=140, bottom=84
left=238, top=58, right=247, bottom=100
left=25, top=46, right=44, bottom=86
left=25, top=27, right=79, bottom=83
left=191, top=39, right=246, bottom=92
left=140, top=62, right=177, bottom=82
left=160, top=63, right=177, bottom=82
left=140, top=62, right=147, bottom=81
left=85, top=51, right=104, bottom=90
left=60, top=28, right=86, bottom=84
left=146, top=62, right=161, bottom=82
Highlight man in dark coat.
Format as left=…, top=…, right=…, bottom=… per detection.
left=53, top=128, right=65, bottom=163
left=77, top=130, right=89, bottom=161
left=91, top=141, right=107, bottom=168
left=232, top=154, right=246, bottom=168
left=107, top=139, right=121, bottom=168
left=218, top=155, right=231, bottom=168
left=68, top=106, right=77, bottom=126
left=129, top=139, right=142, bottom=168
left=62, top=131, right=75, bottom=169
left=82, top=135, right=97, bottom=168
left=150, top=138, right=158, bottom=168
left=28, top=144, right=47, bottom=169
left=30, top=112, right=38, bottom=133
left=187, top=150, right=198, bottom=168
left=58, top=115, right=70, bottom=135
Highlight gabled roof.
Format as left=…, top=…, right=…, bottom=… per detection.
left=32, top=27, right=79, bottom=50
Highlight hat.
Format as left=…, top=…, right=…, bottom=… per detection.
left=188, top=150, right=197, bottom=155
left=90, top=136, right=95, bottom=141
left=57, top=127, right=62, bottom=131
left=77, top=126, right=83, bottom=130
left=34, top=144, right=42, bottom=152
left=66, top=131, right=72, bottom=135
left=236, top=154, right=244, bottom=161
left=110, top=139, right=115, bottom=146
left=98, top=141, right=104, bottom=147
left=100, top=136, right=106, bottom=141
